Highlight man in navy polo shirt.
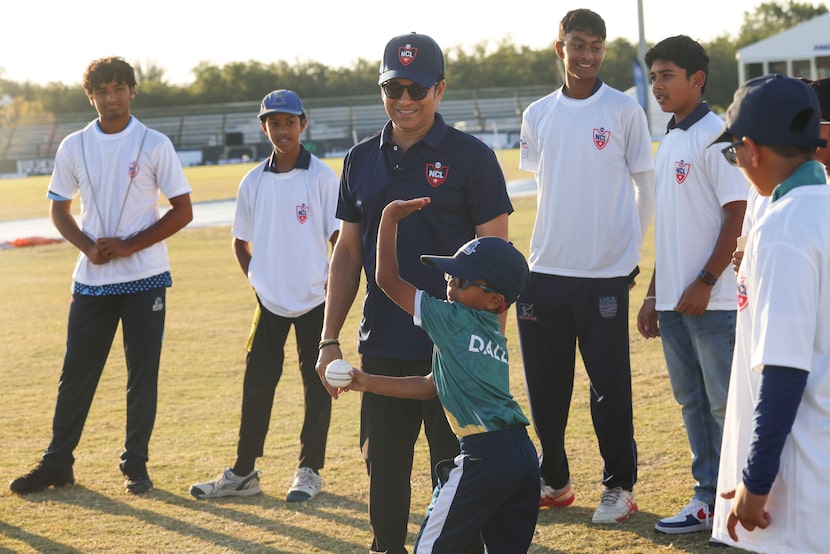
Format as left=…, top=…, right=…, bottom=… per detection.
left=315, top=32, right=513, bottom=554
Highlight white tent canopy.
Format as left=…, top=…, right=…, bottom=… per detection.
left=737, top=12, right=830, bottom=82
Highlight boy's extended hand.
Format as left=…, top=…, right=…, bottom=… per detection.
left=721, top=484, right=771, bottom=542
left=382, top=197, right=431, bottom=220
left=344, top=368, right=372, bottom=393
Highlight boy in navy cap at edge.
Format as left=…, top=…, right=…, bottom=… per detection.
left=345, top=197, right=538, bottom=553
left=710, top=74, right=830, bottom=552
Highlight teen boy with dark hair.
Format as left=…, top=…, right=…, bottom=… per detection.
left=10, top=57, right=193, bottom=495
left=637, top=35, right=748, bottom=535
left=517, top=8, right=654, bottom=524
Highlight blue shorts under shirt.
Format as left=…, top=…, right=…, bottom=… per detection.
left=73, top=272, right=171, bottom=296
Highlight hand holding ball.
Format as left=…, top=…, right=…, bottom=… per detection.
left=325, top=359, right=353, bottom=388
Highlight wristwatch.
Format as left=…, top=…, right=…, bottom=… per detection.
left=698, top=270, right=718, bottom=286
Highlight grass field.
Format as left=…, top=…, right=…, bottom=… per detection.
left=0, top=152, right=735, bottom=553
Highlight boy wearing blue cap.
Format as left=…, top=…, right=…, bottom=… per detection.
left=191, top=90, right=340, bottom=502
left=710, top=74, right=830, bottom=552
left=345, top=197, right=538, bottom=553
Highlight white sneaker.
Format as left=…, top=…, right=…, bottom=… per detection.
left=286, top=467, right=322, bottom=502
left=189, top=468, right=262, bottom=499
left=591, top=487, right=638, bottom=524
left=655, top=498, right=714, bottom=534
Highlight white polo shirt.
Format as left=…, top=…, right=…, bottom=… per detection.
left=653, top=107, right=749, bottom=310
left=232, top=152, right=339, bottom=318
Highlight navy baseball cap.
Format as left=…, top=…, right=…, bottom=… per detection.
left=257, top=89, right=305, bottom=120
left=378, top=32, right=445, bottom=88
left=716, top=74, right=827, bottom=148
left=421, top=237, right=529, bottom=303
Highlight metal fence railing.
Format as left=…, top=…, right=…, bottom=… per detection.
left=0, top=85, right=553, bottom=171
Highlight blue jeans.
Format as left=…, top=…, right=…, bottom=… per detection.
left=657, top=310, right=735, bottom=506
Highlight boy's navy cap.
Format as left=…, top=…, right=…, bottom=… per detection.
left=421, top=237, right=529, bottom=303
left=378, top=32, right=445, bottom=88
left=257, top=89, right=305, bottom=120
left=716, top=74, right=827, bottom=148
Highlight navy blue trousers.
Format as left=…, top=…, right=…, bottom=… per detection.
left=360, top=355, right=465, bottom=554
left=43, top=287, right=166, bottom=473
left=415, top=426, right=540, bottom=553
left=236, top=300, right=331, bottom=472
left=516, top=272, right=638, bottom=491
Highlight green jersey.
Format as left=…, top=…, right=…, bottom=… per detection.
left=415, top=291, right=530, bottom=437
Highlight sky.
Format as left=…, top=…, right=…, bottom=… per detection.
left=2, top=0, right=766, bottom=87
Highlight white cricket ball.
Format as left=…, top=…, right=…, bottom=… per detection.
left=325, top=359, right=353, bottom=388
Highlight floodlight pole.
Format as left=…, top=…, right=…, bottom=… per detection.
left=637, top=0, right=650, bottom=130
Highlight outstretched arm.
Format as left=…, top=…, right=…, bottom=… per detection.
left=375, top=197, right=431, bottom=316
left=347, top=367, right=438, bottom=400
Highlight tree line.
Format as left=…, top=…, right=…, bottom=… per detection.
left=0, top=1, right=825, bottom=124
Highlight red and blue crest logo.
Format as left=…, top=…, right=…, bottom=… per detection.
left=398, top=44, right=418, bottom=66
left=593, top=128, right=610, bottom=150
left=296, top=203, right=309, bottom=224
left=737, top=276, right=748, bottom=312
left=128, top=161, right=140, bottom=178
left=675, top=160, right=691, bottom=184
left=426, top=161, right=449, bottom=187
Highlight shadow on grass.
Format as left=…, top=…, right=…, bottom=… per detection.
left=536, top=506, right=722, bottom=553
left=166, top=488, right=371, bottom=537
left=0, top=519, right=82, bottom=553
left=21, top=485, right=369, bottom=553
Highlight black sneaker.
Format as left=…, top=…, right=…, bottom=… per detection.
left=9, top=461, right=75, bottom=494
left=124, top=472, right=153, bottom=494
left=121, top=461, right=153, bottom=494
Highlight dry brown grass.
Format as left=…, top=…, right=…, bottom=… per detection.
left=0, top=155, right=734, bottom=553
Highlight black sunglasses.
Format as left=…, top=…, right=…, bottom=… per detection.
left=381, top=81, right=434, bottom=101
left=445, top=273, right=500, bottom=295
left=721, top=139, right=744, bottom=166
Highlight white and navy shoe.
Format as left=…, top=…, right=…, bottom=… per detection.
left=655, top=498, right=714, bottom=534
